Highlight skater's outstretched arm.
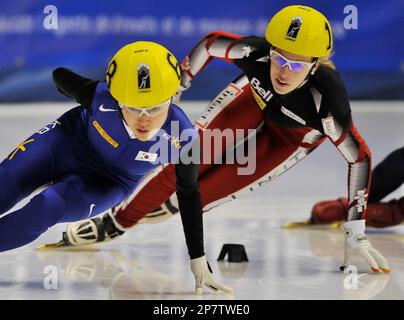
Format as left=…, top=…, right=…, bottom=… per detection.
left=314, top=66, right=371, bottom=221
left=53, top=67, right=98, bottom=108
left=312, top=67, right=389, bottom=273
left=180, top=31, right=268, bottom=90
left=180, top=30, right=243, bottom=89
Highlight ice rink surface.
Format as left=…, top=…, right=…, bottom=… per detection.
left=0, top=101, right=404, bottom=300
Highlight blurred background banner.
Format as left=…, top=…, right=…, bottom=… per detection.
left=0, top=0, right=403, bottom=102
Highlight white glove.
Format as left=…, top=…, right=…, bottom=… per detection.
left=190, top=255, right=234, bottom=295
left=340, top=219, right=390, bottom=273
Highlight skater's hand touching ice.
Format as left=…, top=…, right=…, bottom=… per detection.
left=190, top=255, right=234, bottom=295
left=340, top=220, right=390, bottom=273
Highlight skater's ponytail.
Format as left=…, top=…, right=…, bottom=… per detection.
left=318, top=56, right=336, bottom=70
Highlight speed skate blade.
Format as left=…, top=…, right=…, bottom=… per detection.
left=36, top=241, right=99, bottom=251
left=37, top=241, right=67, bottom=250
left=282, top=219, right=314, bottom=229
left=282, top=219, right=344, bottom=229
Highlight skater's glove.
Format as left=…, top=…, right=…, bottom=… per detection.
left=340, top=219, right=390, bottom=273
left=190, top=255, right=234, bottom=295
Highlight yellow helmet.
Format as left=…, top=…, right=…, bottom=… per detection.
left=105, top=41, right=181, bottom=108
left=265, top=5, right=333, bottom=58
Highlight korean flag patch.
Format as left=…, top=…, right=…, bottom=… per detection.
left=135, top=151, right=158, bottom=162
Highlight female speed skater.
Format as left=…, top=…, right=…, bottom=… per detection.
left=0, top=41, right=232, bottom=295
left=53, top=5, right=390, bottom=273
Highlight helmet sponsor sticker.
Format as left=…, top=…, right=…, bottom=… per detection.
left=137, top=63, right=151, bottom=90
left=286, top=16, right=303, bottom=40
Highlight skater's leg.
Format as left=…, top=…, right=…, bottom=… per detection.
left=0, top=174, right=128, bottom=252
left=0, top=121, right=75, bottom=214
left=199, top=123, right=322, bottom=210
left=369, top=146, right=404, bottom=202
left=196, top=78, right=263, bottom=173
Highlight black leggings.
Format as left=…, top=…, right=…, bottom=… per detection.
left=369, top=146, right=404, bottom=202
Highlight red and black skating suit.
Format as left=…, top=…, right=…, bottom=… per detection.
left=56, top=31, right=373, bottom=227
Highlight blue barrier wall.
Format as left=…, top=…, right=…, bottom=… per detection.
left=0, top=0, right=403, bottom=101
